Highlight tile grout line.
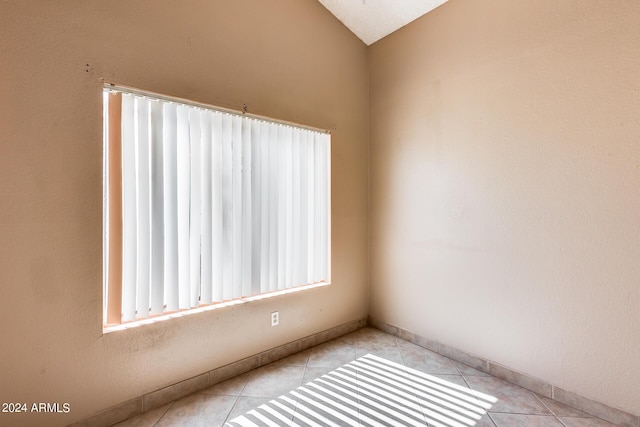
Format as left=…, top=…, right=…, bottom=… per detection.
left=528, top=390, right=557, bottom=417
left=150, top=401, right=175, bottom=427
left=291, top=348, right=313, bottom=424
left=220, top=375, right=254, bottom=426
left=393, top=335, right=430, bottom=426
left=220, top=395, right=240, bottom=426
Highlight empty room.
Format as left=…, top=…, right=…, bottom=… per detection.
left=0, top=0, right=638, bottom=426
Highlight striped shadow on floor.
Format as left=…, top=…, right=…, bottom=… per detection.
left=226, top=353, right=498, bottom=427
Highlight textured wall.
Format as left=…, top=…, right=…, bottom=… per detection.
left=0, top=1, right=369, bottom=425
left=370, top=0, right=640, bottom=414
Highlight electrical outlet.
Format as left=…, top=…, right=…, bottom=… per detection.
left=271, top=311, right=279, bottom=327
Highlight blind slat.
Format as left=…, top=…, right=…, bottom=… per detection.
left=259, top=122, right=271, bottom=293
left=149, top=100, right=165, bottom=315
left=299, top=131, right=309, bottom=286
left=284, top=127, right=294, bottom=289
left=307, top=134, right=316, bottom=284
left=135, top=97, right=151, bottom=318
left=107, top=92, right=123, bottom=325
left=200, top=110, right=213, bottom=305
left=221, top=114, right=233, bottom=300
left=292, top=130, right=301, bottom=287
left=241, top=119, right=252, bottom=297
left=212, top=112, right=224, bottom=302
left=231, top=116, right=243, bottom=299
left=189, top=107, right=202, bottom=308
left=268, top=125, right=278, bottom=292
left=276, top=126, right=286, bottom=290
left=121, top=94, right=137, bottom=322
left=163, top=103, right=179, bottom=311
left=251, top=121, right=262, bottom=296
left=176, top=105, right=191, bottom=310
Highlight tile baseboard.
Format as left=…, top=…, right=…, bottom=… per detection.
left=368, top=316, right=639, bottom=427
left=69, top=317, right=367, bottom=427
left=552, top=387, right=640, bottom=427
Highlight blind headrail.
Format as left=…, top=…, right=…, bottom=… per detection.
left=102, top=82, right=330, bottom=135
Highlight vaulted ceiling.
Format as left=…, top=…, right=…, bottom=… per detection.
left=317, top=0, right=449, bottom=45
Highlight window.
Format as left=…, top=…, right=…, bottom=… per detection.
left=103, top=85, right=330, bottom=327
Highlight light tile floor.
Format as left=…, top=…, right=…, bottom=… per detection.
left=114, top=327, right=617, bottom=427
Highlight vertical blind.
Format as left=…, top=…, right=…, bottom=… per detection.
left=104, top=88, right=330, bottom=324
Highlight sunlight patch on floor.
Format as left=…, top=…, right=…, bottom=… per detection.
left=226, top=353, right=497, bottom=427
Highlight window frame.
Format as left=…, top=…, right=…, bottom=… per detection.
left=103, top=83, right=331, bottom=330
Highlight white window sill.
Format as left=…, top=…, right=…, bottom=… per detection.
left=103, top=281, right=330, bottom=334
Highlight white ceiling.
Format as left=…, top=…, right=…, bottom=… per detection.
left=317, top=0, right=449, bottom=45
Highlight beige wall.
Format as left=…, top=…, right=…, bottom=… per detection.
left=370, top=0, right=640, bottom=414
left=3, top=0, right=639, bottom=423
left=0, top=1, right=368, bottom=425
